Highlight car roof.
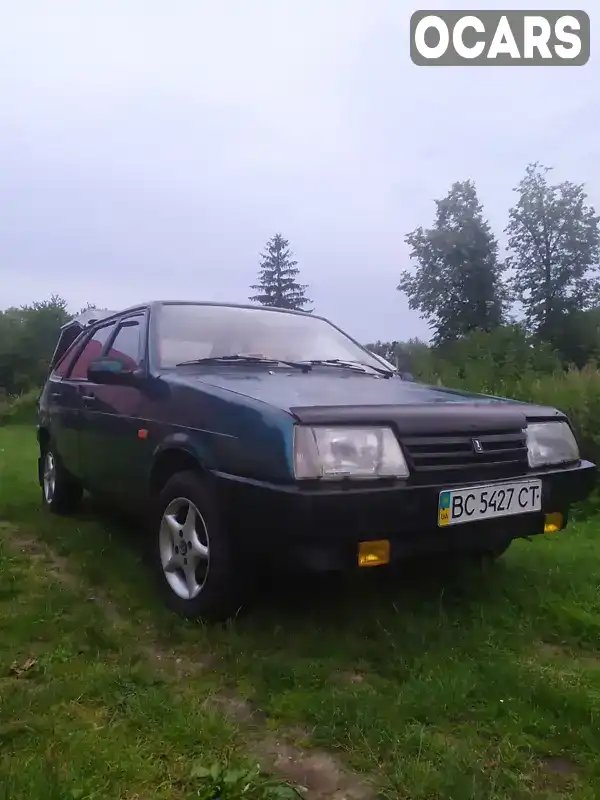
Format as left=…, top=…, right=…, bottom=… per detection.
left=154, top=301, right=315, bottom=318
left=60, top=307, right=120, bottom=330
left=64, top=301, right=319, bottom=330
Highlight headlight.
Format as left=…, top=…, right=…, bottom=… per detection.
left=293, top=426, right=409, bottom=479
left=526, top=421, right=579, bottom=468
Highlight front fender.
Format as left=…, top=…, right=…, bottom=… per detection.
left=162, top=381, right=297, bottom=482
left=151, top=430, right=217, bottom=471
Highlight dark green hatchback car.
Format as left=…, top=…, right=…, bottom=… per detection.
left=37, top=301, right=596, bottom=619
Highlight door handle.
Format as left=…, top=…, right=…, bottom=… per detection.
left=81, top=394, right=95, bottom=402
left=50, top=392, right=61, bottom=400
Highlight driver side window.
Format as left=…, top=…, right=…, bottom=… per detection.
left=107, top=319, right=142, bottom=371
left=68, top=323, right=116, bottom=381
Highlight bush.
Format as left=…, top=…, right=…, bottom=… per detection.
left=511, top=367, right=600, bottom=472
left=414, top=359, right=600, bottom=465
left=408, top=329, right=600, bottom=461
left=410, top=336, right=600, bottom=516
left=509, top=368, right=600, bottom=517
left=409, top=349, right=600, bottom=517
left=0, top=297, right=69, bottom=396
left=411, top=326, right=562, bottom=390
left=0, top=388, right=40, bottom=426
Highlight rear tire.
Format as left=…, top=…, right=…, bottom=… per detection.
left=41, top=443, right=83, bottom=515
left=151, top=471, right=241, bottom=621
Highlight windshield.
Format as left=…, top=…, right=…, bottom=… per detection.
left=155, top=304, right=387, bottom=371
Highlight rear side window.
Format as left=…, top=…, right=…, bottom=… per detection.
left=53, top=341, right=82, bottom=378
left=107, top=320, right=142, bottom=370
left=69, top=323, right=116, bottom=381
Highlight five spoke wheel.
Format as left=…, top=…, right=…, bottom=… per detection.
left=43, top=452, right=56, bottom=504
left=159, top=497, right=210, bottom=600
left=40, top=444, right=83, bottom=514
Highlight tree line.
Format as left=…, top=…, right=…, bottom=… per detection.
left=249, top=161, right=600, bottom=373
left=0, top=297, right=72, bottom=397
left=0, top=234, right=312, bottom=397
left=0, top=230, right=314, bottom=397
left=2, top=160, right=599, bottom=400
left=406, top=163, right=599, bottom=347
left=369, top=162, right=600, bottom=372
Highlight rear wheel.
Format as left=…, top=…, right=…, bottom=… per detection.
left=41, top=445, right=83, bottom=515
left=152, top=471, right=241, bottom=620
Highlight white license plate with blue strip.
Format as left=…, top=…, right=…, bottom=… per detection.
left=438, top=479, right=542, bottom=527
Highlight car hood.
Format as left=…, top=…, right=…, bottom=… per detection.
left=169, top=369, right=564, bottom=433
left=173, top=368, right=552, bottom=413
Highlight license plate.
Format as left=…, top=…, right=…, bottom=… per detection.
left=437, top=479, right=542, bottom=527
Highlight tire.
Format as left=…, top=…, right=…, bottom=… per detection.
left=467, top=539, right=512, bottom=567
left=488, top=540, right=512, bottom=560
left=41, top=443, right=83, bottom=515
left=151, top=470, right=241, bottom=621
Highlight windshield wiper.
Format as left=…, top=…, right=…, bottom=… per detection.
left=301, top=358, right=394, bottom=378
left=175, top=354, right=394, bottom=377
left=175, top=354, right=312, bottom=372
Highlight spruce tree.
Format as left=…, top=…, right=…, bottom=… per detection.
left=249, top=233, right=311, bottom=311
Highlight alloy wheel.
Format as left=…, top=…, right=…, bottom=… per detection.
left=43, top=452, right=56, bottom=504
left=159, top=497, right=210, bottom=600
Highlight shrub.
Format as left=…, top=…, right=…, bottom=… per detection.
left=0, top=388, right=40, bottom=426
left=413, top=359, right=600, bottom=464
left=408, top=329, right=600, bottom=462
left=509, top=366, right=600, bottom=466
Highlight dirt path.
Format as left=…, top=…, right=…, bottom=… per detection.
left=2, top=525, right=378, bottom=800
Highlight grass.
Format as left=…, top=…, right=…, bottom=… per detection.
left=0, top=436, right=302, bottom=799
left=0, top=529, right=304, bottom=800
left=2, top=422, right=600, bottom=798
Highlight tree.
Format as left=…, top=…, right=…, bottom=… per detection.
left=547, top=307, right=600, bottom=368
left=0, top=295, right=70, bottom=395
left=398, top=180, right=507, bottom=345
left=365, top=340, right=399, bottom=364
left=435, top=324, right=560, bottom=381
left=505, top=162, right=600, bottom=345
left=249, top=233, right=311, bottom=311
left=424, top=324, right=562, bottom=396
left=365, top=339, right=429, bottom=373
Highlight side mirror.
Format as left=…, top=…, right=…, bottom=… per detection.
left=87, top=357, right=138, bottom=386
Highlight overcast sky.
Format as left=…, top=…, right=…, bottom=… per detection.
left=0, top=0, right=597, bottom=343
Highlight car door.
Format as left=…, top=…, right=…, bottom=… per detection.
left=44, top=337, right=88, bottom=481
left=81, top=314, right=149, bottom=500
left=63, top=321, right=117, bottom=487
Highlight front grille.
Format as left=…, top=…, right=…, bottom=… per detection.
left=401, top=429, right=529, bottom=485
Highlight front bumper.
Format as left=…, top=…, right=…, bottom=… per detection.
left=216, top=460, right=597, bottom=571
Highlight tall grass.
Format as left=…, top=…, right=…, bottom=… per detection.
left=413, top=362, right=600, bottom=466
left=0, top=388, right=40, bottom=426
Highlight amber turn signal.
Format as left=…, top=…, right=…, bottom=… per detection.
left=358, top=539, right=390, bottom=567
left=544, top=512, right=564, bottom=534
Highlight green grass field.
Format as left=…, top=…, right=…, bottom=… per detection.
left=2, top=421, right=600, bottom=799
